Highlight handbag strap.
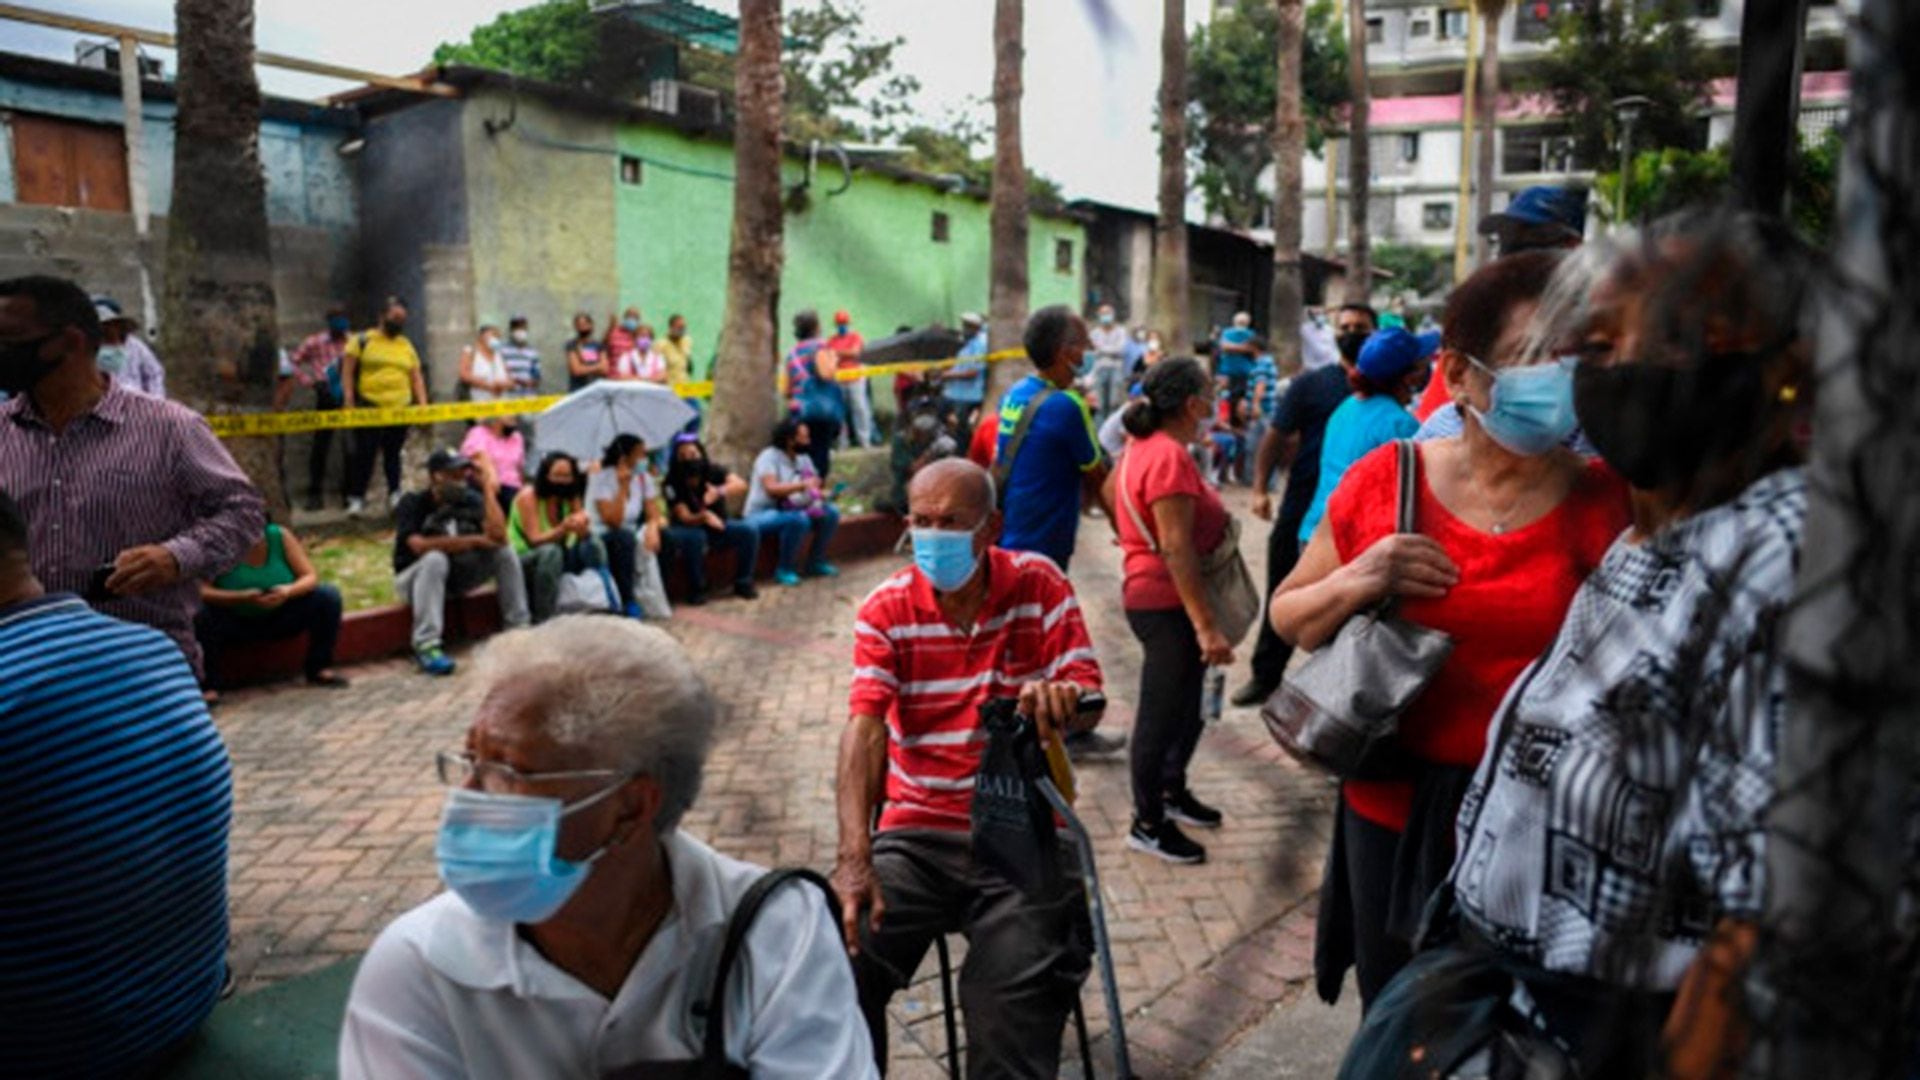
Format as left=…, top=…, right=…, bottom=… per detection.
left=991, top=386, right=1055, bottom=509
left=1116, top=449, right=1158, bottom=553
left=1395, top=438, right=1419, bottom=536
left=699, top=868, right=840, bottom=1073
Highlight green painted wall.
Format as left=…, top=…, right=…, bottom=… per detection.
left=463, top=89, right=621, bottom=390
left=615, top=122, right=1085, bottom=381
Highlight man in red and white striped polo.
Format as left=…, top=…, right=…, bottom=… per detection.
left=832, top=458, right=1108, bottom=1077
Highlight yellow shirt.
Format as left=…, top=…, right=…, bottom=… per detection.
left=347, top=329, right=421, bottom=408
left=659, top=334, right=694, bottom=385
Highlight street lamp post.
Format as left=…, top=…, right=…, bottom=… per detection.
left=1611, top=94, right=1652, bottom=226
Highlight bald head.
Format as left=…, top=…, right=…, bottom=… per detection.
left=908, top=458, right=998, bottom=533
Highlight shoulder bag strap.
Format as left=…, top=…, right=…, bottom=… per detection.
left=1396, top=438, right=1419, bottom=536
left=699, top=868, right=840, bottom=1074
left=990, top=386, right=1054, bottom=509
left=1115, top=448, right=1158, bottom=553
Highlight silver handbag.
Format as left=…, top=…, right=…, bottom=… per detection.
left=1262, top=440, right=1453, bottom=778
left=1117, top=450, right=1263, bottom=646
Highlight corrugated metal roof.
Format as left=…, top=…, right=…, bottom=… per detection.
left=592, top=1, right=741, bottom=55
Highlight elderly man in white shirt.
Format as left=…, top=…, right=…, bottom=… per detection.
left=339, top=617, right=875, bottom=1079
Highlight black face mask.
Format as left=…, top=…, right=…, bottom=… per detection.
left=537, top=476, right=583, bottom=500
left=1572, top=352, right=1772, bottom=491
left=1336, top=330, right=1371, bottom=363
left=382, top=319, right=406, bottom=336
left=0, top=331, right=62, bottom=394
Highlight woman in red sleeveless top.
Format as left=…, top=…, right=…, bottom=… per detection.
left=1270, top=251, right=1632, bottom=1008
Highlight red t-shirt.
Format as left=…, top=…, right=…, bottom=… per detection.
left=1329, top=444, right=1630, bottom=830
left=1115, top=432, right=1231, bottom=611
left=967, top=412, right=1000, bottom=469
left=849, top=548, right=1104, bottom=833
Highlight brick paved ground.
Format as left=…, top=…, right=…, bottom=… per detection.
left=213, top=490, right=1339, bottom=1075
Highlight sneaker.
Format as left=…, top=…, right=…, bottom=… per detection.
left=1128, top=819, right=1207, bottom=864
left=1065, top=730, right=1127, bottom=760
left=624, top=601, right=645, bottom=620
left=774, top=569, right=803, bottom=587
left=806, top=562, right=839, bottom=578
left=1165, top=789, right=1224, bottom=830
left=388, top=491, right=404, bottom=511
left=1229, top=682, right=1272, bottom=709
left=684, top=588, right=709, bottom=607
left=414, top=646, right=456, bottom=676
left=345, top=496, right=366, bottom=518
left=734, top=581, right=759, bottom=600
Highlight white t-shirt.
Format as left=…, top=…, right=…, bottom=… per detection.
left=586, top=468, right=657, bottom=531
left=338, top=831, right=875, bottom=1080
left=744, top=448, right=815, bottom=516
left=465, top=344, right=510, bottom=402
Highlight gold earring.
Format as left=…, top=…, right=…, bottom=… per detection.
left=1779, top=384, right=1800, bottom=404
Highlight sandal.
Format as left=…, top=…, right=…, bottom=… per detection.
left=307, top=671, right=351, bottom=689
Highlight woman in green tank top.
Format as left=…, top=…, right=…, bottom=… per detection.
left=510, top=452, right=614, bottom=621
left=196, top=523, right=348, bottom=688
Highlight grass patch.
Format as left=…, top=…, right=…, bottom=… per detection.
left=307, top=532, right=397, bottom=612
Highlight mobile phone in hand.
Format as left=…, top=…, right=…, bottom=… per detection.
left=83, top=561, right=116, bottom=603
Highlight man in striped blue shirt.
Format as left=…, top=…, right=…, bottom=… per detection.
left=0, top=488, right=232, bottom=1073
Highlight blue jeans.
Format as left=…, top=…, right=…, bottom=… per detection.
left=746, top=505, right=840, bottom=573
left=666, top=520, right=760, bottom=593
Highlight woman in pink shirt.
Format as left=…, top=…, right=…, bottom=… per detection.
left=459, top=416, right=525, bottom=511
left=1113, top=357, right=1236, bottom=867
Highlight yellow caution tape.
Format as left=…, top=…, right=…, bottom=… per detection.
left=208, top=349, right=1024, bottom=438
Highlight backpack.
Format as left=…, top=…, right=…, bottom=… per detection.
left=990, top=385, right=1055, bottom=510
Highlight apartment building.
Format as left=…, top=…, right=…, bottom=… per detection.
left=1253, top=0, right=1849, bottom=290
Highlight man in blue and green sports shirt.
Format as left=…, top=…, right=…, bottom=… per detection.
left=993, top=306, right=1113, bottom=574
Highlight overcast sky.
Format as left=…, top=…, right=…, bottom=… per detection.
left=1, top=0, right=1208, bottom=212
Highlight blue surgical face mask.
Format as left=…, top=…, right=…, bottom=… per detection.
left=326, top=315, right=351, bottom=335
left=95, top=343, right=128, bottom=375
left=435, top=783, right=625, bottom=924
left=1465, top=355, right=1577, bottom=456
left=622, top=317, right=640, bottom=332
left=911, top=524, right=982, bottom=592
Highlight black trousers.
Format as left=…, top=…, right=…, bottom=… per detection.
left=348, top=424, right=409, bottom=500
left=601, top=526, right=639, bottom=610
left=1323, top=800, right=1414, bottom=1009
left=802, top=417, right=840, bottom=479
left=307, top=390, right=344, bottom=499
left=1124, top=607, right=1208, bottom=825
left=1247, top=507, right=1306, bottom=693
left=194, top=586, right=343, bottom=683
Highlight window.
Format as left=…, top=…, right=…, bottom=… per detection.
left=1423, top=201, right=1454, bottom=230
left=1516, top=0, right=1578, bottom=41
left=1501, top=124, right=1588, bottom=175
left=1689, top=0, right=1722, bottom=15
left=1054, top=238, right=1075, bottom=274
left=1399, top=133, right=1421, bottom=163
left=9, top=113, right=130, bottom=212
left=1409, top=16, right=1433, bottom=37
left=1365, top=16, right=1385, bottom=43
left=931, top=210, right=951, bottom=243
left=1439, top=8, right=1469, bottom=39
left=619, top=155, right=644, bottom=185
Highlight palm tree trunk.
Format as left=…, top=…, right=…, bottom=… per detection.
left=1270, top=0, right=1306, bottom=376
left=1343, top=0, right=1372, bottom=303
left=709, top=0, right=785, bottom=470
left=163, top=0, right=284, bottom=516
left=985, top=0, right=1030, bottom=407
left=1151, top=0, right=1191, bottom=352
left=1473, top=1, right=1504, bottom=265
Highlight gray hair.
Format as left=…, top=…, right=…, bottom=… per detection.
left=478, top=616, right=716, bottom=833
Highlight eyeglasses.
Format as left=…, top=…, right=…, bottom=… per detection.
left=434, top=750, right=625, bottom=792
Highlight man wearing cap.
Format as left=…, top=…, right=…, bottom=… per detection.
left=937, top=312, right=989, bottom=436
left=828, top=309, right=874, bottom=448
left=1478, top=184, right=1588, bottom=259
left=390, top=447, right=530, bottom=676
left=1295, top=327, right=1433, bottom=547
left=92, top=296, right=166, bottom=398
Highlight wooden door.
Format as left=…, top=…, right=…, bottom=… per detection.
left=10, top=113, right=130, bottom=212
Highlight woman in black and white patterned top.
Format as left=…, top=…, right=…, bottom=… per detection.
left=1345, top=212, right=1818, bottom=1080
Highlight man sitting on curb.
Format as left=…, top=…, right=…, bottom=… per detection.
left=392, top=448, right=530, bottom=675
left=834, top=458, right=1106, bottom=1076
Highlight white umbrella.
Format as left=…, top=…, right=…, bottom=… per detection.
left=536, top=381, right=696, bottom=461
